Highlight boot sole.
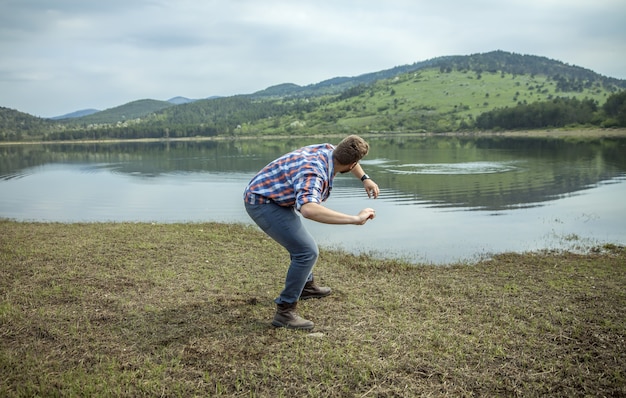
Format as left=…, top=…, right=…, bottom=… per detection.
left=271, top=320, right=314, bottom=330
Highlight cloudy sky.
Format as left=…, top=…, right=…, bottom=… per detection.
left=1, top=0, right=625, bottom=118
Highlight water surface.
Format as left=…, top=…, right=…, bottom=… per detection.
left=1, top=135, right=624, bottom=263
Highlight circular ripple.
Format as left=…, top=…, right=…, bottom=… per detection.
left=385, top=161, right=521, bottom=175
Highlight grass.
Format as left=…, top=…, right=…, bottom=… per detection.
left=1, top=220, right=625, bottom=397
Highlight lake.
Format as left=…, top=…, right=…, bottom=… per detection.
left=1, top=134, right=625, bottom=264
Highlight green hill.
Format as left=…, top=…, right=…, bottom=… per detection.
left=251, top=50, right=625, bottom=100
left=168, top=60, right=622, bottom=136
left=282, top=67, right=614, bottom=133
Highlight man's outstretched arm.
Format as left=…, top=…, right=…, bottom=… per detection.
left=300, top=203, right=375, bottom=225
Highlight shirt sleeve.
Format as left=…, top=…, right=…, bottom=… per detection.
left=294, top=168, right=325, bottom=210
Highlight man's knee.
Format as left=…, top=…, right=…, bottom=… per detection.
left=295, top=244, right=319, bottom=264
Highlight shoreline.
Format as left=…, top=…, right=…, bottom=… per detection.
left=1, top=128, right=625, bottom=146
left=1, top=218, right=622, bottom=265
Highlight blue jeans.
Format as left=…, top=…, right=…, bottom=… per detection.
left=245, top=202, right=318, bottom=304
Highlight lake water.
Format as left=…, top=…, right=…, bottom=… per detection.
left=1, top=135, right=625, bottom=264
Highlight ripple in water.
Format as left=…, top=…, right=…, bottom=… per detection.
left=385, top=161, right=521, bottom=175
left=78, top=164, right=119, bottom=174
left=0, top=171, right=32, bottom=180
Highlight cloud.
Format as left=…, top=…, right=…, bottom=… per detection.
left=1, top=0, right=625, bottom=117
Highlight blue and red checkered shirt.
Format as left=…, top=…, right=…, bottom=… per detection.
left=244, top=144, right=335, bottom=210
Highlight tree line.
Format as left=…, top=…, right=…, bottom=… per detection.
left=474, top=91, right=626, bottom=130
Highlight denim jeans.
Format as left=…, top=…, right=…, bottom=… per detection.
left=245, top=202, right=318, bottom=304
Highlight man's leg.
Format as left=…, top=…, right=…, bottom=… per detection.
left=245, top=203, right=318, bottom=329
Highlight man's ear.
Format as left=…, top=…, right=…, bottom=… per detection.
left=349, top=162, right=358, bottom=170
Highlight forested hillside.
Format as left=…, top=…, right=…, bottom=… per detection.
left=71, top=99, right=175, bottom=125
left=0, top=107, right=61, bottom=141
left=1, top=51, right=625, bottom=141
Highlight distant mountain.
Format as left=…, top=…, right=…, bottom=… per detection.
left=167, top=96, right=196, bottom=105
left=51, top=109, right=100, bottom=120
left=251, top=50, right=626, bottom=99
left=252, top=83, right=304, bottom=97
left=64, top=99, right=175, bottom=125
left=55, top=51, right=624, bottom=121
left=54, top=98, right=197, bottom=121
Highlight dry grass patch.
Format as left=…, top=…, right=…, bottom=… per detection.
left=1, top=221, right=624, bottom=396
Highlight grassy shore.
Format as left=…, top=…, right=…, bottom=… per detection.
left=1, top=221, right=625, bottom=397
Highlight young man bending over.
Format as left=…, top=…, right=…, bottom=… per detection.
left=243, top=135, right=379, bottom=330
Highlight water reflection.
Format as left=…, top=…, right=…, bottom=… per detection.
left=3, top=136, right=625, bottom=211
left=1, top=135, right=625, bottom=263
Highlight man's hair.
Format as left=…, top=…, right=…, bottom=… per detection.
left=333, top=135, right=370, bottom=165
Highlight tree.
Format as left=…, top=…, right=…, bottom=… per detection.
left=602, top=91, right=626, bottom=127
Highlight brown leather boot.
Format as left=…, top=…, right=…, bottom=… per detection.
left=272, top=302, right=314, bottom=330
left=299, top=278, right=332, bottom=300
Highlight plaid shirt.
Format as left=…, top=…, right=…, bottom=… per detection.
left=244, top=144, right=335, bottom=210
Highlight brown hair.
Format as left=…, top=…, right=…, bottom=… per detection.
left=333, top=135, right=370, bottom=165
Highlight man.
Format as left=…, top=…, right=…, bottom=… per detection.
left=243, top=135, right=379, bottom=330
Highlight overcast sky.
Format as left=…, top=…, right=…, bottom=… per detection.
left=1, top=0, right=625, bottom=118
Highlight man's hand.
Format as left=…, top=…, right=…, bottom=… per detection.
left=356, top=208, right=376, bottom=225
left=350, top=164, right=380, bottom=199
left=363, top=179, right=379, bottom=199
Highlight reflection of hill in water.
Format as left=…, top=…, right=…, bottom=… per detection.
left=0, top=139, right=297, bottom=178
left=376, top=161, right=624, bottom=211
left=363, top=136, right=626, bottom=210
left=1, top=136, right=625, bottom=211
